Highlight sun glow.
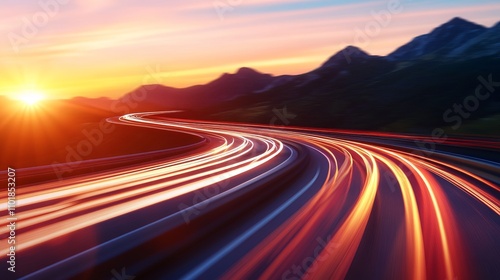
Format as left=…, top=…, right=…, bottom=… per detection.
left=16, top=90, right=46, bottom=106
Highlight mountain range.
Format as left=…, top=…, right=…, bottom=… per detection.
left=76, top=17, right=500, bottom=134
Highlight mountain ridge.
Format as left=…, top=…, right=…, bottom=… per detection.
left=68, top=17, right=500, bottom=133
left=388, top=17, right=489, bottom=60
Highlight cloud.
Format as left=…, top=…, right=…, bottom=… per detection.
left=1, top=0, right=499, bottom=99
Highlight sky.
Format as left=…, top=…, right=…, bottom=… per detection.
left=1, top=0, right=499, bottom=99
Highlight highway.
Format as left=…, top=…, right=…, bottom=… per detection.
left=1, top=112, right=499, bottom=280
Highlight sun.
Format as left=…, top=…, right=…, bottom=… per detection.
left=17, top=90, right=46, bottom=106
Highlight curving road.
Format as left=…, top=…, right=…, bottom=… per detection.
left=1, top=112, right=499, bottom=280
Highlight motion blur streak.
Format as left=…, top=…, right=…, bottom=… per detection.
left=370, top=151, right=425, bottom=280
left=1, top=112, right=498, bottom=279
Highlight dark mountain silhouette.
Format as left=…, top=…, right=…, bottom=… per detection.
left=75, top=17, right=500, bottom=134
left=448, top=20, right=500, bottom=58
left=388, top=17, right=488, bottom=60
left=321, top=46, right=372, bottom=67
left=114, top=67, right=274, bottom=111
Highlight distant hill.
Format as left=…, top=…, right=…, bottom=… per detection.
left=114, top=67, right=274, bottom=111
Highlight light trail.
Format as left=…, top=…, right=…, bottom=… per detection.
left=1, top=112, right=498, bottom=280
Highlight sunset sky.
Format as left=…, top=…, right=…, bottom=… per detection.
left=1, top=0, right=499, bottom=99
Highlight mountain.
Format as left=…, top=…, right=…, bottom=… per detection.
left=388, top=17, right=488, bottom=60
left=118, top=67, right=274, bottom=111
left=74, top=18, right=500, bottom=134
left=203, top=67, right=274, bottom=99
left=449, top=21, right=500, bottom=58
left=185, top=18, right=500, bottom=132
left=321, top=46, right=371, bottom=67
left=203, top=53, right=499, bottom=132
left=250, top=46, right=391, bottom=95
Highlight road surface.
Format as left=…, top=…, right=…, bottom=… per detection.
left=1, top=112, right=499, bottom=280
